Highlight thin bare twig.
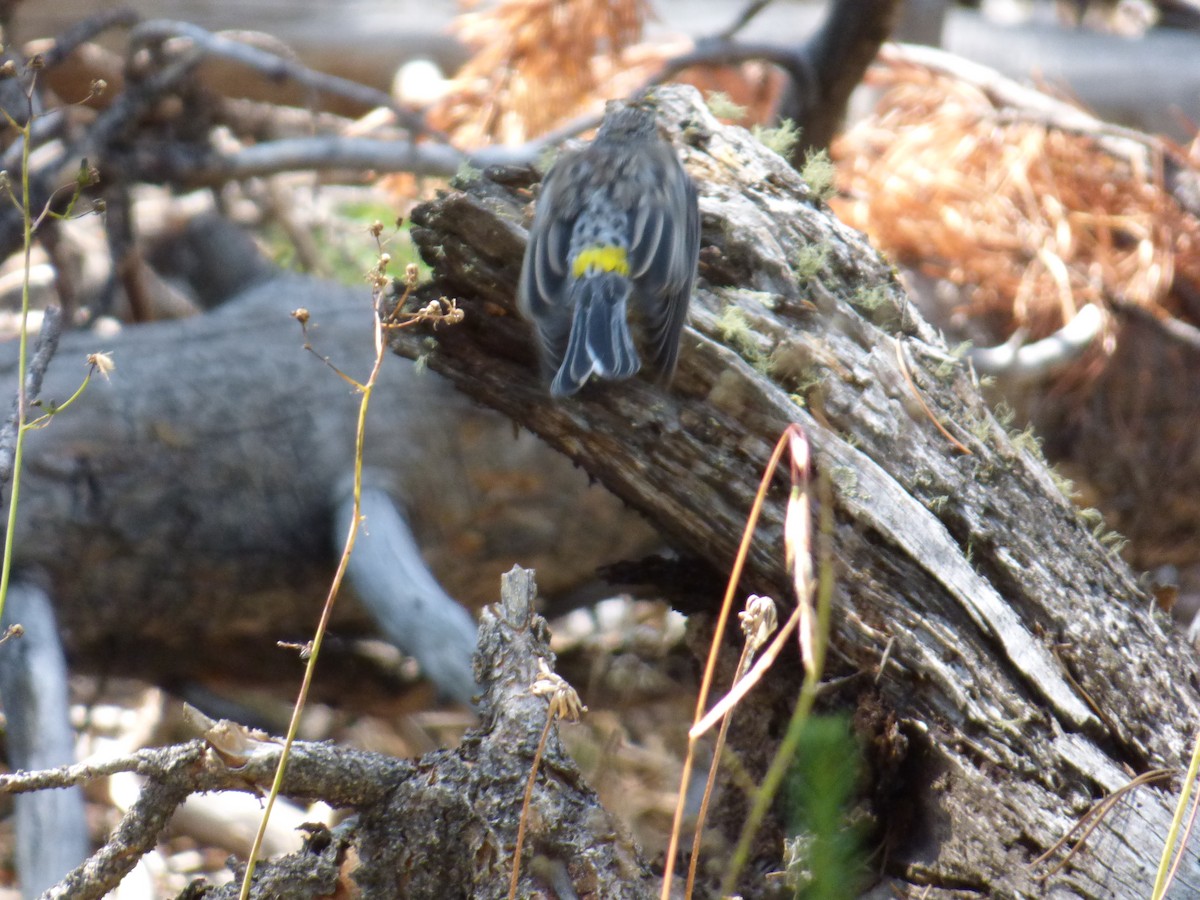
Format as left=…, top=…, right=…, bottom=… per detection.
left=717, top=0, right=777, bottom=41
left=128, top=19, right=431, bottom=137
left=37, top=9, right=141, bottom=70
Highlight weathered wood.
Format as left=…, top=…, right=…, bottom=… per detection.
left=399, top=84, right=1200, bottom=896
left=0, top=582, right=88, bottom=896
left=352, top=566, right=654, bottom=900
left=0, top=274, right=656, bottom=703
left=9, top=566, right=649, bottom=900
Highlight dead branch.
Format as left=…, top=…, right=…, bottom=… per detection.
left=0, top=581, right=87, bottom=896
left=125, top=19, right=429, bottom=135
left=968, top=303, right=1105, bottom=379
left=34, top=9, right=139, bottom=72
left=776, top=0, right=901, bottom=155
left=2, top=266, right=654, bottom=702
left=3, top=567, right=653, bottom=900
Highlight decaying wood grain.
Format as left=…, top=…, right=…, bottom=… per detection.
left=398, top=84, right=1200, bottom=896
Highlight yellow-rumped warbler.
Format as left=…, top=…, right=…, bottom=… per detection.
left=518, top=96, right=700, bottom=397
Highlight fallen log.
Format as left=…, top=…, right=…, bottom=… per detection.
left=1, top=271, right=654, bottom=702
left=395, top=84, right=1200, bottom=896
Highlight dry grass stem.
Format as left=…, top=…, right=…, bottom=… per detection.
left=510, top=660, right=586, bottom=899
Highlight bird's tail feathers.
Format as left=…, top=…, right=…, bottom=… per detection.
left=551, top=274, right=640, bottom=397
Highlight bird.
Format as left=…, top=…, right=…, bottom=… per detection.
left=518, top=94, right=700, bottom=398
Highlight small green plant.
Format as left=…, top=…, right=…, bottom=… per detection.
left=752, top=118, right=801, bottom=160
left=453, top=160, right=482, bottom=186
left=716, top=304, right=761, bottom=361
left=1009, top=423, right=1044, bottom=458
left=934, top=341, right=971, bottom=380
left=240, top=234, right=462, bottom=900
left=850, top=284, right=890, bottom=313
left=792, top=244, right=829, bottom=284
left=967, top=412, right=993, bottom=444
left=782, top=716, right=865, bottom=899
left=705, top=90, right=749, bottom=122
left=1099, top=531, right=1128, bottom=557
left=0, top=63, right=103, bottom=626
left=800, top=149, right=837, bottom=202
left=992, top=400, right=1016, bottom=429
left=1049, top=466, right=1076, bottom=500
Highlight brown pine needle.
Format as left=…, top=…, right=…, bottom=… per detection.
left=510, top=661, right=586, bottom=899
left=659, top=427, right=795, bottom=899
left=1032, top=768, right=1174, bottom=879
left=894, top=338, right=972, bottom=455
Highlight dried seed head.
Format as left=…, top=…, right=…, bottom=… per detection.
left=87, top=351, right=115, bottom=379
left=531, top=658, right=587, bottom=721
left=739, top=594, right=779, bottom=654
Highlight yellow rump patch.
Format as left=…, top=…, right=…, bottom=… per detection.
left=571, top=245, right=630, bottom=278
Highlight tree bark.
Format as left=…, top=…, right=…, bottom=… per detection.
left=399, top=84, right=1200, bottom=896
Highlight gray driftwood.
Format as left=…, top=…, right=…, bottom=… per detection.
left=394, top=84, right=1200, bottom=897
left=0, top=583, right=88, bottom=895
left=1, top=273, right=653, bottom=699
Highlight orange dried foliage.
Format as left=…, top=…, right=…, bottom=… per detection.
left=832, top=61, right=1200, bottom=341
left=433, top=0, right=653, bottom=144
left=673, top=61, right=785, bottom=127
left=420, top=0, right=789, bottom=155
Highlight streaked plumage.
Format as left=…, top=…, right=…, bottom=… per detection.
left=518, top=97, right=700, bottom=397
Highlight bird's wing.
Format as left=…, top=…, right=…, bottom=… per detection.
left=627, top=152, right=700, bottom=378
left=518, top=158, right=582, bottom=372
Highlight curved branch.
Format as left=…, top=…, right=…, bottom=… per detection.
left=4, top=568, right=646, bottom=899
left=969, top=303, right=1105, bottom=379
left=128, top=19, right=430, bottom=136
left=37, top=9, right=141, bottom=71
